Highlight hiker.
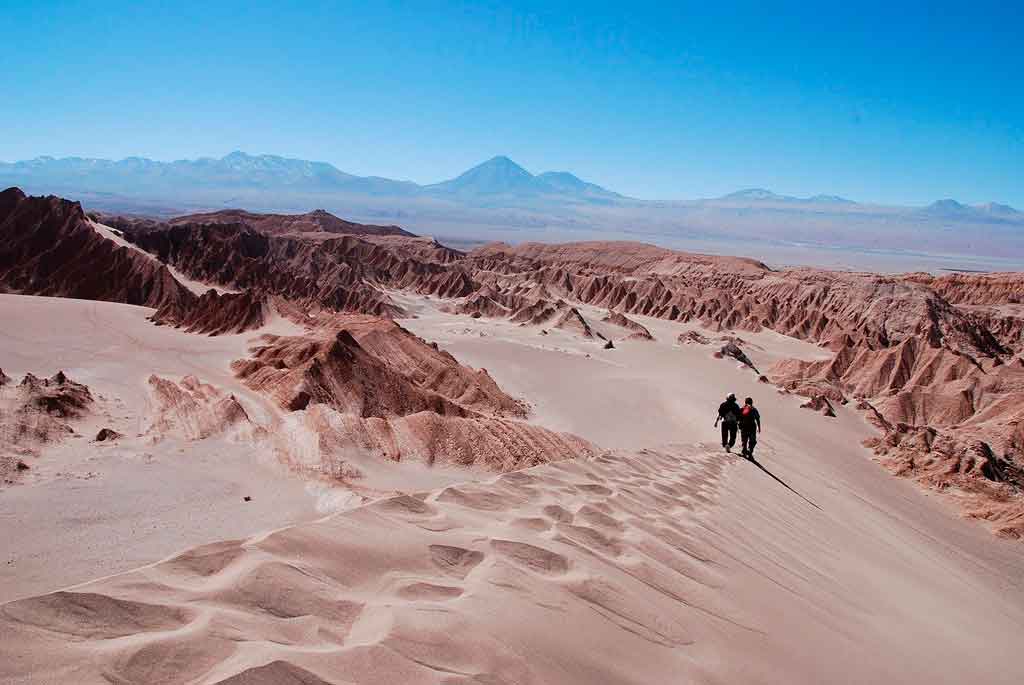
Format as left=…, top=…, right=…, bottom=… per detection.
left=714, top=393, right=741, bottom=452
left=740, top=397, right=762, bottom=459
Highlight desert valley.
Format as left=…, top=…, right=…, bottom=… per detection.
left=1, top=186, right=1022, bottom=683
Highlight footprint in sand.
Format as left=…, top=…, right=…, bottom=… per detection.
left=429, top=544, right=484, bottom=579
left=542, top=504, right=575, bottom=523
left=555, top=524, right=625, bottom=558
left=510, top=516, right=553, bottom=532
left=162, top=539, right=246, bottom=578
left=373, top=494, right=436, bottom=517
left=1, top=591, right=191, bottom=639
left=576, top=505, right=625, bottom=532
left=396, top=582, right=465, bottom=601
left=490, top=539, right=570, bottom=575
left=213, top=660, right=334, bottom=685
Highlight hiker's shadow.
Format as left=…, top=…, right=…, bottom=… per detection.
left=746, top=456, right=821, bottom=511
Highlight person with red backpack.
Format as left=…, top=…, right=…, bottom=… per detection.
left=739, top=397, right=762, bottom=459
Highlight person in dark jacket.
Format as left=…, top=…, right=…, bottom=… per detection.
left=714, top=393, right=741, bottom=452
left=739, top=397, right=762, bottom=459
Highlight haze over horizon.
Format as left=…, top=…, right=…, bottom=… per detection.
left=4, top=1, right=1022, bottom=207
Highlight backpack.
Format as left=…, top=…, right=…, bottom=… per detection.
left=742, top=405, right=752, bottom=418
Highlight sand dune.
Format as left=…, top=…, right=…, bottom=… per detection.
left=3, top=441, right=1022, bottom=683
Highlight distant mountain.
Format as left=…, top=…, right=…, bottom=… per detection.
left=0, top=151, right=419, bottom=197
left=425, top=156, right=622, bottom=201
left=807, top=194, right=856, bottom=204
left=919, top=198, right=1020, bottom=222
left=977, top=202, right=1019, bottom=216
left=716, top=188, right=855, bottom=204
left=0, top=152, right=621, bottom=204
left=427, top=156, right=537, bottom=196
left=921, top=199, right=970, bottom=215
left=719, top=188, right=784, bottom=201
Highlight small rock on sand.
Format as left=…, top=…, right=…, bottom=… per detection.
left=95, top=428, right=123, bottom=442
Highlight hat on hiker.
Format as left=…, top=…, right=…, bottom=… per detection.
left=727, top=393, right=736, bottom=401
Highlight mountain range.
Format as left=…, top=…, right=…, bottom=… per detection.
left=3, top=151, right=1017, bottom=214
left=0, top=152, right=622, bottom=205
left=2, top=151, right=1021, bottom=269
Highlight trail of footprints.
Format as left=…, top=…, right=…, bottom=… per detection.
left=0, top=446, right=738, bottom=684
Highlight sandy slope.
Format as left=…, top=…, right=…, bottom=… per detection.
left=2, top=292, right=1022, bottom=683
left=0, top=294, right=324, bottom=602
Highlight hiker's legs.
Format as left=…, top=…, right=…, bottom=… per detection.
left=722, top=422, right=737, bottom=450
left=741, top=430, right=756, bottom=457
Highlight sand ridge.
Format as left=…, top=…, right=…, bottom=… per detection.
left=3, top=439, right=1022, bottom=684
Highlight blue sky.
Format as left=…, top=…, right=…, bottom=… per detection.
left=3, top=0, right=1022, bottom=205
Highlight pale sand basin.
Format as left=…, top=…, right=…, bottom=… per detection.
left=0, top=294, right=327, bottom=601
left=0, top=294, right=555, bottom=602
left=2, top=292, right=1024, bottom=683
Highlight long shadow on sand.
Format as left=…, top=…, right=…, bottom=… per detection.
left=746, top=455, right=822, bottom=511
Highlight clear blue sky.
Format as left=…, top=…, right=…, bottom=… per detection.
left=3, top=1, right=1022, bottom=205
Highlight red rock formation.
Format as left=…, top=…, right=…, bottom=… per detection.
left=231, top=315, right=590, bottom=476
left=151, top=289, right=268, bottom=335
left=0, top=188, right=193, bottom=312
left=0, top=188, right=275, bottom=335
left=122, top=218, right=479, bottom=319
left=145, top=375, right=258, bottom=442
left=1, top=371, right=93, bottom=482
left=554, top=307, right=601, bottom=339
left=603, top=309, right=654, bottom=340
left=800, top=394, right=837, bottom=417
left=234, top=317, right=526, bottom=419
left=678, top=331, right=710, bottom=345
left=717, top=341, right=760, bottom=374
left=907, top=272, right=1024, bottom=305
left=167, top=208, right=416, bottom=238
left=94, top=428, right=123, bottom=442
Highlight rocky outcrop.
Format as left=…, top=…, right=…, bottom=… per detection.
left=166, top=208, right=416, bottom=238
left=145, top=375, right=258, bottom=442
left=124, top=223, right=406, bottom=318
left=0, top=188, right=193, bottom=312
left=233, top=317, right=526, bottom=420
left=94, top=428, right=123, bottom=442
left=907, top=272, right=1024, bottom=305
left=231, top=315, right=589, bottom=478
left=678, top=331, right=710, bottom=345
left=554, top=307, right=600, bottom=339
left=717, top=341, right=760, bottom=374
left=151, top=289, right=267, bottom=335
left=602, top=310, right=653, bottom=340
left=800, top=394, right=837, bottom=417
left=1, top=371, right=93, bottom=482
left=0, top=188, right=272, bottom=336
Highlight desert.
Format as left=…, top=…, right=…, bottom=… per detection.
left=0, top=185, right=1022, bottom=684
